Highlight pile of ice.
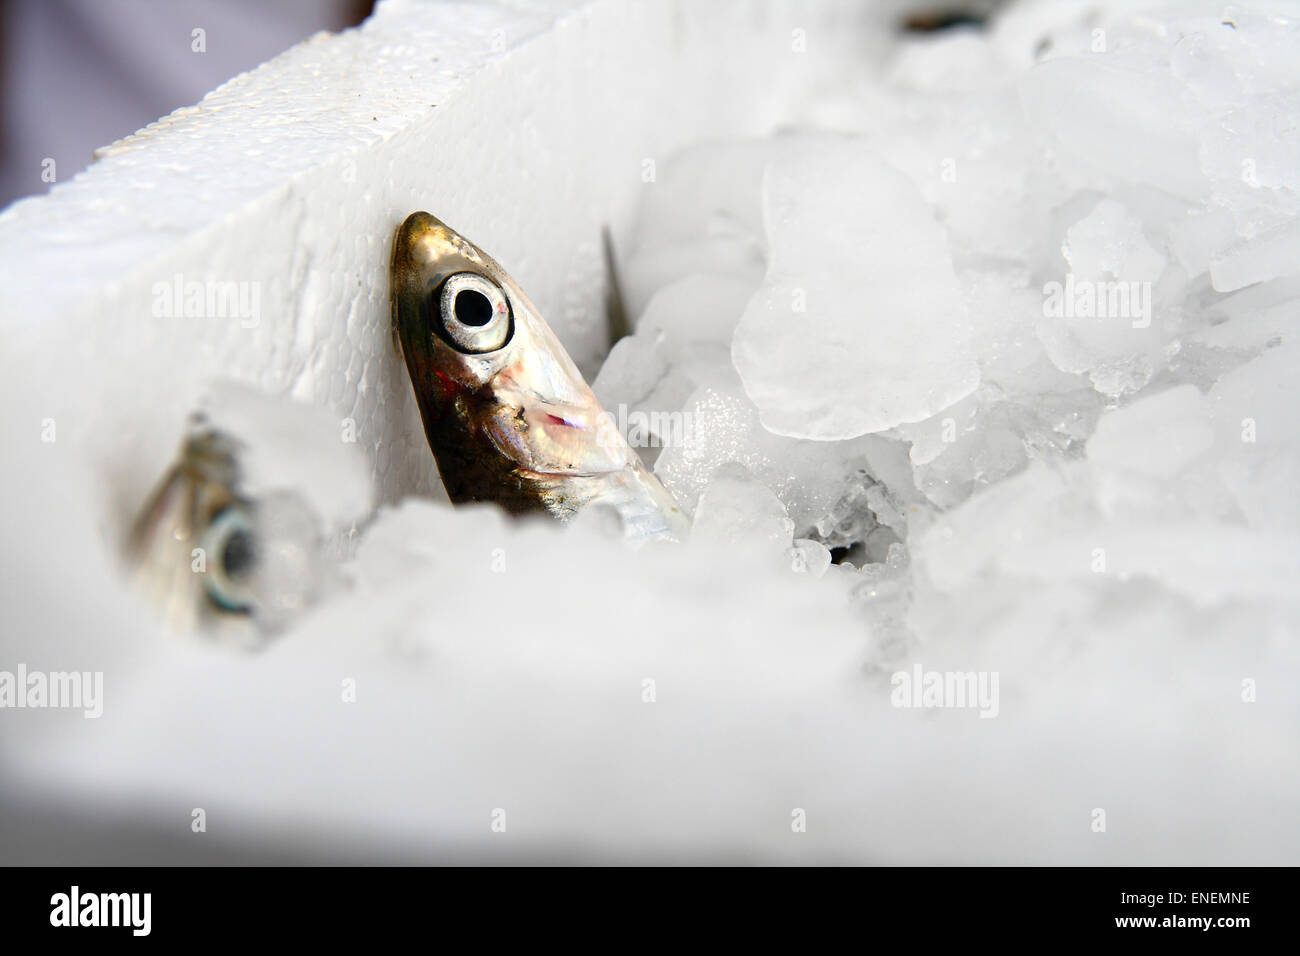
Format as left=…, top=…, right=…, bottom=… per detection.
left=4, top=0, right=1298, bottom=863
left=603, top=2, right=1300, bottom=629
left=595, top=0, right=1300, bottom=852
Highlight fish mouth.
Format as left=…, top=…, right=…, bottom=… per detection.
left=514, top=466, right=615, bottom=481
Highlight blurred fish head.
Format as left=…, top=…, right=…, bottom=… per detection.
left=391, top=211, right=638, bottom=515
left=128, top=423, right=322, bottom=639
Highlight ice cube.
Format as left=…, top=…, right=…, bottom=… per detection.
left=654, top=382, right=911, bottom=536
left=621, top=233, right=765, bottom=324
left=1210, top=218, right=1300, bottom=292
left=732, top=138, right=978, bottom=439
left=1207, top=341, right=1300, bottom=532
left=788, top=538, right=833, bottom=578
left=1062, top=198, right=1166, bottom=283
left=620, top=139, right=774, bottom=319
left=690, top=463, right=794, bottom=555
left=1037, top=198, right=1172, bottom=393
left=1018, top=56, right=1208, bottom=200
left=1086, top=384, right=1215, bottom=480
left=591, top=330, right=735, bottom=468
left=591, top=332, right=670, bottom=411
left=636, top=272, right=758, bottom=353
left=1168, top=206, right=1236, bottom=279
left=1195, top=276, right=1300, bottom=351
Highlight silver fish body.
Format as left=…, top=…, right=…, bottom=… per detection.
left=391, top=211, right=688, bottom=541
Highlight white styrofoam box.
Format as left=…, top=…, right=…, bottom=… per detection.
left=0, top=0, right=901, bottom=864
left=0, top=0, right=885, bottom=517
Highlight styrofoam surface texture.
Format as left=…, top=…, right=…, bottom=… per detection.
left=0, top=0, right=878, bottom=513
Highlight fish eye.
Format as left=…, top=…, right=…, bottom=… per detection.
left=200, top=505, right=258, bottom=614
left=438, top=272, right=512, bottom=353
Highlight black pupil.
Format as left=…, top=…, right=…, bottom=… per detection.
left=222, top=527, right=257, bottom=578
left=454, top=288, right=494, bottom=327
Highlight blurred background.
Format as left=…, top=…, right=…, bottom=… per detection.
left=0, top=0, right=374, bottom=207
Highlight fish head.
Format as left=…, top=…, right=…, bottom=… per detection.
left=391, top=212, right=636, bottom=510
left=128, top=423, right=322, bottom=638
left=128, top=428, right=261, bottom=635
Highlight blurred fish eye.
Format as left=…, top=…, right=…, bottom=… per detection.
left=201, top=505, right=258, bottom=614
left=437, top=272, right=511, bottom=353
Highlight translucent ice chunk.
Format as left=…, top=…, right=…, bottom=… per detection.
left=620, top=138, right=775, bottom=319
left=914, top=463, right=1086, bottom=593
left=654, top=382, right=911, bottom=536
left=788, top=538, right=833, bottom=578
left=1169, top=20, right=1249, bottom=113
left=1210, top=218, right=1300, bottom=292
left=628, top=139, right=775, bottom=250
left=912, top=417, right=1029, bottom=509
left=896, top=393, right=979, bottom=468
left=918, top=455, right=1299, bottom=608
left=959, top=269, right=1074, bottom=395
left=862, top=87, right=1042, bottom=265
left=732, top=139, right=978, bottom=439
left=591, top=331, right=735, bottom=467
left=621, top=233, right=764, bottom=324
left=1195, top=276, right=1300, bottom=351
left=1037, top=199, right=1172, bottom=393
left=1207, top=341, right=1300, bottom=532
left=590, top=332, right=669, bottom=412
left=690, top=463, right=794, bottom=555
left=1062, top=198, right=1166, bottom=284
left=1086, top=385, right=1215, bottom=480
left=1168, top=207, right=1236, bottom=279
left=1018, top=57, right=1207, bottom=200
left=636, top=272, right=757, bottom=353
